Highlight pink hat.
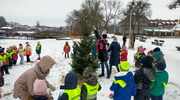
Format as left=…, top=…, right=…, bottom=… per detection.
left=138, top=46, right=146, bottom=53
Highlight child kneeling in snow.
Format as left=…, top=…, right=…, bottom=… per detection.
left=109, top=61, right=136, bottom=100
left=81, top=68, right=101, bottom=100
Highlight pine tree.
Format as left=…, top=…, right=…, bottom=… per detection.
left=71, top=36, right=98, bottom=76
left=70, top=0, right=102, bottom=77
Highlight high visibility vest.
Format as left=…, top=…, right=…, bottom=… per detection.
left=0, top=55, right=3, bottom=67
left=0, top=55, right=3, bottom=62
left=84, top=83, right=99, bottom=100
left=64, top=87, right=81, bottom=100
left=0, top=54, right=8, bottom=65
left=114, top=80, right=127, bottom=88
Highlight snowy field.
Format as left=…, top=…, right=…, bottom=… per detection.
left=1, top=36, right=180, bottom=100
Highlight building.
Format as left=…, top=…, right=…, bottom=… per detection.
left=119, top=16, right=149, bottom=35
left=119, top=16, right=178, bottom=36
left=173, top=24, right=180, bottom=36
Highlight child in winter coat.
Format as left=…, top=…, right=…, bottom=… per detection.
left=0, top=51, right=4, bottom=98
left=6, top=48, right=13, bottom=67
left=120, top=46, right=128, bottom=61
left=25, top=42, right=32, bottom=62
left=110, top=61, right=136, bottom=100
left=0, top=48, right=9, bottom=74
left=18, top=44, right=24, bottom=64
left=150, top=62, right=169, bottom=100
left=81, top=68, right=101, bottom=100
left=58, top=71, right=81, bottom=100
left=134, top=56, right=155, bottom=100
left=32, top=79, right=48, bottom=100
left=12, top=46, right=18, bottom=65
left=63, top=42, right=70, bottom=58
left=36, top=41, right=42, bottom=60
left=152, top=47, right=166, bottom=70
left=134, top=46, right=146, bottom=68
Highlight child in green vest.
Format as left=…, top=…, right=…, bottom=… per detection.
left=150, top=62, right=169, bottom=100
left=58, top=71, right=81, bottom=100
left=81, top=68, right=101, bottom=100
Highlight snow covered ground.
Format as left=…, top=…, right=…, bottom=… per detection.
left=1, top=36, right=180, bottom=100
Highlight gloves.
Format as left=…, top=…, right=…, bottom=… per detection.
left=109, top=91, right=114, bottom=98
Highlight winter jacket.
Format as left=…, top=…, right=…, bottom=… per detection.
left=96, top=39, right=108, bottom=62
left=134, top=68, right=154, bottom=98
left=63, top=45, right=70, bottom=53
left=150, top=71, right=169, bottom=96
left=81, top=75, right=101, bottom=100
left=36, top=43, right=42, bottom=55
left=108, top=41, right=121, bottom=66
left=120, top=49, right=128, bottom=61
left=12, top=49, right=18, bottom=61
left=33, top=79, right=48, bottom=96
left=110, top=71, right=136, bottom=100
left=13, top=56, right=56, bottom=100
left=18, top=47, right=25, bottom=56
left=58, top=71, right=80, bottom=100
left=0, top=53, right=9, bottom=65
left=25, top=45, right=32, bottom=56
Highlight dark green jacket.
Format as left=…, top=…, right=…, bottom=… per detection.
left=150, top=71, right=168, bottom=96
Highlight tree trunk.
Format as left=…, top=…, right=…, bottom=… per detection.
left=128, top=31, right=136, bottom=48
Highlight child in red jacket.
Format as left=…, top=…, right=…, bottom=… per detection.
left=63, top=42, right=70, bottom=58
left=120, top=46, right=128, bottom=61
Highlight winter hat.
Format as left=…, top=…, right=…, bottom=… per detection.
left=0, top=48, right=4, bottom=53
left=118, top=61, right=130, bottom=71
left=138, top=46, right=146, bottom=53
left=62, top=71, right=78, bottom=89
left=141, top=56, right=154, bottom=69
left=37, top=56, right=56, bottom=74
left=83, top=67, right=98, bottom=85
left=102, top=34, right=107, bottom=39
left=153, top=47, right=161, bottom=52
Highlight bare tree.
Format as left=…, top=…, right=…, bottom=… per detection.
left=101, top=0, right=122, bottom=32
left=169, top=0, right=180, bottom=9
left=66, top=0, right=104, bottom=36
left=123, top=0, right=151, bottom=48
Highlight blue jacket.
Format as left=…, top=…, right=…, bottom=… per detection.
left=108, top=41, right=121, bottom=66
left=110, top=72, right=136, bottom=100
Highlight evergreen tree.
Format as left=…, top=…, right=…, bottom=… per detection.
left=70, top=0, right=102, bottom=76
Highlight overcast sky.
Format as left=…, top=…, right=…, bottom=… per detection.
left=0, top=0, right=180, bottom=27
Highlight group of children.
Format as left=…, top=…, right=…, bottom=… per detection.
left=58, top=46, right=168, bottom=100
left=0, top=41, right=42, bottom=98
left=109, top=46, right=168, bottom=100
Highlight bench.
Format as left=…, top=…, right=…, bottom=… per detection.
left=139, top=36, right=147, bottom=42
left=152, top=39, right=165, bottom=46
left=176, top=46, right=180, bottom=51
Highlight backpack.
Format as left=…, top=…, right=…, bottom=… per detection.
left=97, top=39, right=106, bottom=52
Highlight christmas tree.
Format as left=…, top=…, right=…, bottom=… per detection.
left=71, top=36, right=98, bottom=76
left=69, top=0, right=103, bottom=77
